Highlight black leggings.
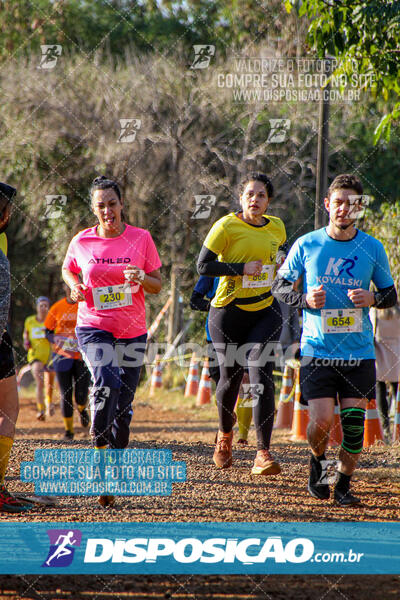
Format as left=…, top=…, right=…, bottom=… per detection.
left=53, top=355, right=91, bottom=419
left=208, top=299, right=282, bottom=450
left=207, top=341, right=220, bottom=385
left=376, top=380, right=397, bottom=428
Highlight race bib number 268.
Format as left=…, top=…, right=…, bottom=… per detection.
left=242, top=265, right=275, bottom=288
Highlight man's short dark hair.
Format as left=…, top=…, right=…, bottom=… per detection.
left=327, top=174, right=363, bottom=198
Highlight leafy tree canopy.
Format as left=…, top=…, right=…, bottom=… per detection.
left=285, top=0, right=400, bottom=141
left=0, top=0, right=300, bottom=61
left=0, top=0, right=197, bottom=59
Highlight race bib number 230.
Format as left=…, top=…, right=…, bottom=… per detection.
left=92, top=284, right=134, bottom=311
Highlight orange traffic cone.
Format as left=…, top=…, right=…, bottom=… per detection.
left=149, top=355, right=163, bottom=397
left=184, top=353, right=200, bottom=398
left=392, top=387, right=400, bottom=443
left=196, top=358, right=212, bottom=406
left=363, top=398, right=384, bottom=447
left=274, top=364, right=294, bottom=429
left=328, top=399, right=343, bottom=447
left=291, top=368, right=309, bottom=441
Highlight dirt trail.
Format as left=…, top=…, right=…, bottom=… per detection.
left=0, top=391, right=398, bottom=599
left=5, top=390, right=399, bottom=523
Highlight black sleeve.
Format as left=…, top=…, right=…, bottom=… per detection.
left=276, top=241, right=289, bottom=264
left=0, top=253, right=10, bottom=333
left=45, top=328, right=55, bottom=343
left=190, top=290, right=210, bottom=312
left=373, top=285, right=397, bottom=309
left=197, top=245, right=244, bottom=277
left=271, top=275, right=308, bottom=309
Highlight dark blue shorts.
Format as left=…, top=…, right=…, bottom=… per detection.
left=76, top=327, right=147, bottom=448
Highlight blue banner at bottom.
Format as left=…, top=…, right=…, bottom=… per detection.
left=0, top=522, right=398, bottom=574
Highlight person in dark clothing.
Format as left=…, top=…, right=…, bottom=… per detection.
left=0, top=182, right=33, bottom=512
left=190, top=275, right=220, bottom=385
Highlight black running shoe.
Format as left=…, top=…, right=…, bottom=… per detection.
left=64, top=431, right=74, bottom=441
left=307, top=455, right=330, bottom=500
left=79, top=408, right=90, bottom=428
left=0, top=484, right=34, bottom=513
left=334, top=488, right=361, bottom=506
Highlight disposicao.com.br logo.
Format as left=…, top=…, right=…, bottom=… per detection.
left=83, top=536, right=364, bottom=565
left=42, top=529, right=82, bottom=568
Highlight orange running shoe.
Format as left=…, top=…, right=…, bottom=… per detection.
left=213, top=431, right=233, bottom=469
left=251, top=449, right=281, bottom=476
left=98, top=495, right=115, bottom=508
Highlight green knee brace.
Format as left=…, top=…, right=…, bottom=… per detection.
left=340, top=407, right=366, bottom=454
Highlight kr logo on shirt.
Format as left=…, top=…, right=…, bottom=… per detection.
left=317, top=257, right=362, bottom=287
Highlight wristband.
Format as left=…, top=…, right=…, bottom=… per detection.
left=136, top=269, right=145, bottom=283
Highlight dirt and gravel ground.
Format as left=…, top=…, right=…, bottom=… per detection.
left=0, top=574, right=399, bottom=600
left=6, top=389, right=399, bottom=523
left=0, top=388, right=398, bottom=598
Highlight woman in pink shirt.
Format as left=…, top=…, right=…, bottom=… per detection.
left=62, top=176, right=162, bottom=506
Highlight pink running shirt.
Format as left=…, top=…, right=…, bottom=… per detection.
left=62, top=225, right=162, bottom=338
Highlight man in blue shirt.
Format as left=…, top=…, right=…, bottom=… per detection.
left=272, top=174, right=397, bottom=506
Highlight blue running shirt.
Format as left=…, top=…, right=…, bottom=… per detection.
left=279, top=228, right=394, bottom=360
left=194, top=275, right=219, bottom=341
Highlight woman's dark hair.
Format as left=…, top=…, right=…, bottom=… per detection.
left=239, top=172, right=273, bottom=198
left=0, top=182, right=16, bottom=216
left=90, top=176, right=121, bottom=202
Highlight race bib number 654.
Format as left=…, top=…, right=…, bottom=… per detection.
left=321, top=309, right=362, bottom=334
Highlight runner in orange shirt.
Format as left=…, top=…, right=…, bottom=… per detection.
left=45, top=284, right=91, bottom=440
